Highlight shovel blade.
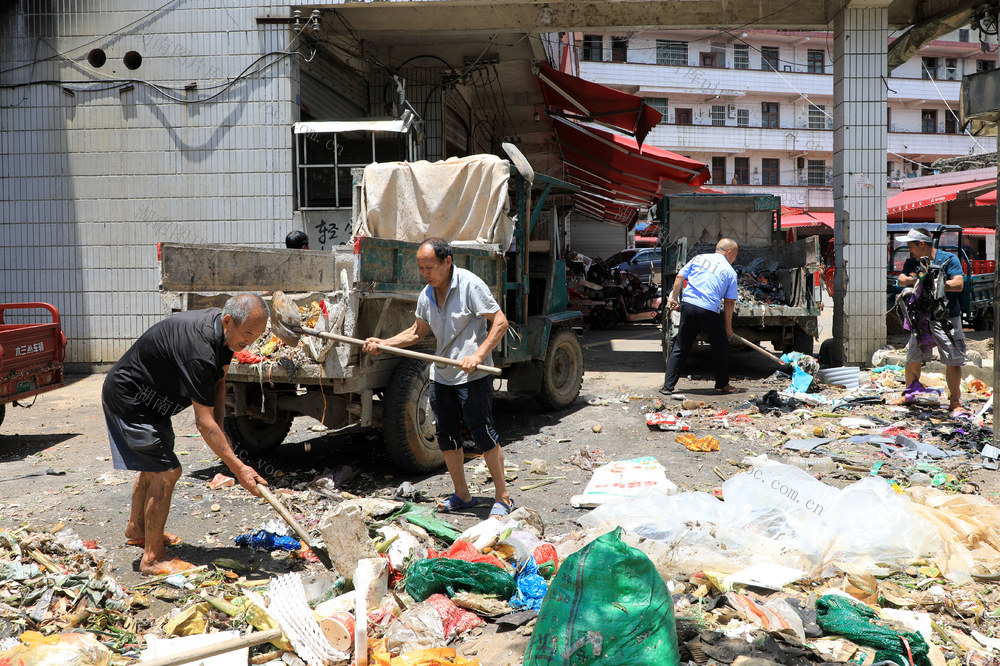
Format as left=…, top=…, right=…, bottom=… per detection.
left=269, top=291, right=303, bottom=346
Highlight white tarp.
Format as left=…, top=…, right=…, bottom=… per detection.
left=356, top=155, right=514, bottom=247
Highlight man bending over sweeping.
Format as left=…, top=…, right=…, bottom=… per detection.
left=102, top=294, right=269, bottom=575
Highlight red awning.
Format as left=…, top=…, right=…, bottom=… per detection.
left=554, top=117, right=710, bottom=194
left=781, top=211, right=834, bottom=229
left=975, top=189, right=996, bottom=207
left=965, top=227, right=995, bottom=235
left=538, top=62, right=662, bottom=146
left=887, top=179, right=996, bottom=215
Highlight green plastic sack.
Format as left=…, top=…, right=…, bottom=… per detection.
left=405, top=558, right=516, bottom=602
left=523, top=528, right=679, bottom=665
left=816, top=594, right=931, bottom=666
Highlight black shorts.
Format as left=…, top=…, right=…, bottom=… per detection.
left=429, top=376, right=500, bottom=453
left=103, top=401, right=180, bottom=472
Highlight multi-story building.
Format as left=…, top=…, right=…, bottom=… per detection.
left=573, top=27, right=996, bottom=217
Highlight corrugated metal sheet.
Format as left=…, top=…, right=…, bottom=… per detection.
left=570, top=216, right=630, bottom=260
left=0, top=1, right=298, bottom=366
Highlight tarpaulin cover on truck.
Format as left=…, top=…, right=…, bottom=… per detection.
left=356, top=155, right=515, bottom=248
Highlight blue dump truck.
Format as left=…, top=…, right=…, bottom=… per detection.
left=887, top=223, right=993, bottom=331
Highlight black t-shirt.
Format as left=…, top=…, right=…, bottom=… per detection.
left=103, top=308, right=234, bottom=423
left=901, top=249, right=963, bottom=318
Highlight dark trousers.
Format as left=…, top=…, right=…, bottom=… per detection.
left=663, top=302, right=729, bottom=391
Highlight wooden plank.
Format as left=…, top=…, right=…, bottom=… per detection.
left=159, top=243, right=339, bottom=292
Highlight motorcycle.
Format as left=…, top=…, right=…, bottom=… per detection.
left=588, top=268, right=661, bottom=329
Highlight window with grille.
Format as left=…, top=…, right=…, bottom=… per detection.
left=762, top=102, right=779, bottom=128
left=711, top=105, right=726, bottom=126
left=807, top=160, right=826, bottom=186
left=945, top=58, right=958, bottom=80
left=921, top=109, right=937, bottom=133
left=808, top=104, right=826, bottom=130
left=582, top=35, right=602, bottom=62
left=645, top=98, right=668, bottom=117
left=978, top=60, right=995, bottom=72
left=675, top=108, right=693, bottom=125
left=734, top=157, right=749, bottom=185
left=712, top=157, right=727, bottom=185
left=945, top=111, right=959, bottom=134
left=297, top=130, right=409, bottom=209
left=656, top=40, right=688, bottom=66
left=959, top=29, right=970, bottom=42
left=611, top=37, right=628, bottom=63
left=921, top=56, right=938, bottom=80
left=761, top=47, right=779, bottom=71
left=807, top=50, right=824, bottom=73
left=736, top=108, right=749, bottom=127
left=734, top=44, right=749, bottom=70
left=761, top=158, right=779, bottom=186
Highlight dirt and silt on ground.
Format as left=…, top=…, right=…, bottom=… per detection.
left=0, top=324, right=998, bottom=663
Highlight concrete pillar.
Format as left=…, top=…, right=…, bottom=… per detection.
left=832, top=3, right=890, bottom=365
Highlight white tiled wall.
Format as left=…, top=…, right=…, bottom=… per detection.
left=0, top=1, right=298, bottom=365
left=832, top=6, right=889, bottom=365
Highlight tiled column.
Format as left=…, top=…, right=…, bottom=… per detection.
left=832, top=3, right=890, bottom=365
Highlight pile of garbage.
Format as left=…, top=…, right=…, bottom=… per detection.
left=736, top=258, right=788, bottom=306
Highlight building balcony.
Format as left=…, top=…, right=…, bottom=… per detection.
left=707, top=184, right=833, bottom=210
left=580, top=60, right=831, bottom=101
left=579, top=59, right=969, bottom=106
left=644, top=122, right=980, bottom=159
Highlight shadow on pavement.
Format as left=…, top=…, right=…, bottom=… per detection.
left=0, top=433, right=78, bottom=461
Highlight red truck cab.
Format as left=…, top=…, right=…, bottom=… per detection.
left=0, top=303, right=67, bottom=428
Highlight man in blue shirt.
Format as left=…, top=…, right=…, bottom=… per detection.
left=362, top=238, right=513, bottom=518
left=895, top=228, right=967, bottom=415
left=661, top=239, right=740, bottom=396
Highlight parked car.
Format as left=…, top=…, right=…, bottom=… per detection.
left=601, top=247, right=661, bottom=281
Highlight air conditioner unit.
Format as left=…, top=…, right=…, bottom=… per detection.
left=727, top=104, right=737, bottom=118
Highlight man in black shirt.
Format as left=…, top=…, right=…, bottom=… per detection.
left=102, top=294, right=270, bottom=575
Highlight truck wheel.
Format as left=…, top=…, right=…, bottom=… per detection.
left=0, top=404, right=5, bottom=429
left=223, top=412, right=292, bottom=456
left=384, top=358, right=443, bottom=473
left=538, top=328, right=584, bottom=410
left=792, top=327, right=814, bottom=355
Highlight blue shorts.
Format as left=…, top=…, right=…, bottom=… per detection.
left=429, top=377, right=500, bottom=453
left=103, top=401, right=180, bottom=472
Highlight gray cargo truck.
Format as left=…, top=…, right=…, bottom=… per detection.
left=658, top=194, right=823, bottom=360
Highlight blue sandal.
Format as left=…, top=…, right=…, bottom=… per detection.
left=490, top=498, right=515, bottom=518
left=436, top=493, right=479, bottom=513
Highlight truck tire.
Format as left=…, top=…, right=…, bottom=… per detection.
left=792, top=327, right=814, bottom=355
left=383, top=358, right=444, bottom=473
left=223, top=412, right=292, bottom=456
left=538, top=328, right=584, bottom=410
left=0, top=404, right=5, bottom=429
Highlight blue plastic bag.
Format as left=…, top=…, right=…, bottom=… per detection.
left=509, top=556, right=548, bottom=612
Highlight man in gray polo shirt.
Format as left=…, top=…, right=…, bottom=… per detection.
left=362, top=238, right=513, bottom=517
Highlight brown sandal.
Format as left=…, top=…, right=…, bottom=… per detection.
left=713, top=385, right=740, bottom=395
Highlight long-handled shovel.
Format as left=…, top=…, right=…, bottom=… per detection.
left=256, top=483, right=334, bottom=571
left=731, top=334, right=793, bottom=370
left=269, top=290, right=502, bottom=376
